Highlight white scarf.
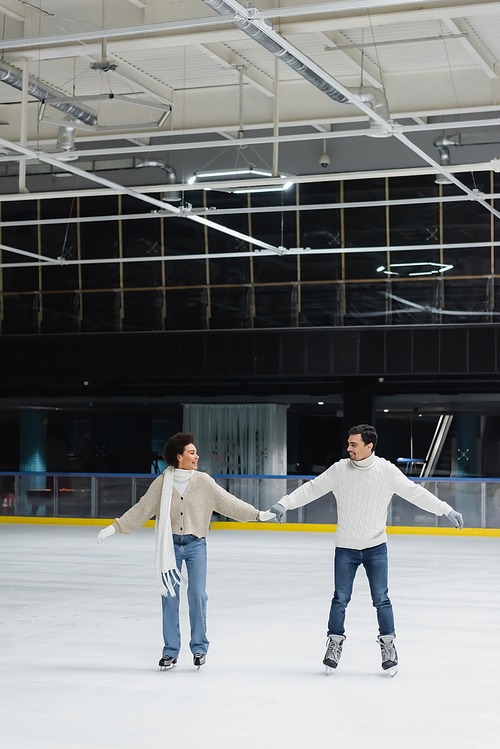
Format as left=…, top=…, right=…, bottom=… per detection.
left=155, top=466, right=193, bottom=597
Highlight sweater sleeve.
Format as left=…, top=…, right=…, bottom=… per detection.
left=112, top=475, right=163, bottom=534
left=279, top=463, right=339, bottom=511
left=391, top=467, right=453, bottom=516
left=209, top=478, right=259, bottom=522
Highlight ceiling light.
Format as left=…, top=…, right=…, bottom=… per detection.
left=377, top=261, right=453, bottom=276
left=190, top=167, right=274, bottom=183
left=233, top=182, right=294, bottom=194
left=384, top=409, right=389, bottom=413
left=318, top=401, right=324, bottom=405
left=435, top=173, right=453, bottom=185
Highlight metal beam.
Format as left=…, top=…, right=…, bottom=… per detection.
left=197, top=42, right=274, bottom=97
left=441, top=17, right=497, bottom=79
left=0, top=158, right=497, bottom=204
left=216, top=0, right=500, bottom=223
left=0, top=15, right=235, bottom=52
left=0, top=134, right=281, bottom=252
left=0, top=1, right=24, bottom=23
left=26, top=116, right=500, bottom=160
left=1, top=192, right=500, bottom=229
left=253, top=0, right=445, bottom=19
left=4, top=239, right=500, bottom=270
left=315, top=29, right=382, bottom=88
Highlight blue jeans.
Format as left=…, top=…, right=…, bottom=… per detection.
left=328, top=543, right=395, bottom=636
left=161, top=534, right=209, bottom=658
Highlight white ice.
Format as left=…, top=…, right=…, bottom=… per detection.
left=1, top=525, right=499, bottom=749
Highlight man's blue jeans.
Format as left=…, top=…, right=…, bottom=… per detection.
left=161, top=534, right=209, bottom=658
left=328, top=543, right=395, bottom=636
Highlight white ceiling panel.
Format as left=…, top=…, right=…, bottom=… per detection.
left=465, top=14, right=500, bottom=59
left=338, top=20, right=479, bottom=73
left=117, top=45, right=239, bottom=90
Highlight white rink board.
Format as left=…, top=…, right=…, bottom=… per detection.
left=1, top=525, right=499, bottom=749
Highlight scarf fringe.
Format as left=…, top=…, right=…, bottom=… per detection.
left=157, top=567, right=183, bottom=597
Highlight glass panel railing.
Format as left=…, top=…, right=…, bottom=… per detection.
left=97, top=476, right=133, bottom=518
left=2, top=472, right=500, bottom=529
left=57, top=476, right=92, bottom=518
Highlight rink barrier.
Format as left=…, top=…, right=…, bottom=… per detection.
left=2, top=516, right=500, bottom=536
left=2, top=471, right=500, bottom=533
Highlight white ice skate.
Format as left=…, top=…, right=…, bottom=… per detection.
left=377, top=634, right=398, bottom=677
left=323, top=634, right=345, bottom=675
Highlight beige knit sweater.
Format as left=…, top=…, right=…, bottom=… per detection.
left=112, top=471, right=259, bottom=537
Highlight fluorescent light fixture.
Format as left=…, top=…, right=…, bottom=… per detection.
left=233, top=182, right=294, bottom=194
left=318, top=401, right=324, bottom=405
left=187, top=175, right=197, bottom=185
left=384, top=409, right=389, bottom=413
left=197, top=167, right=273, bottom=179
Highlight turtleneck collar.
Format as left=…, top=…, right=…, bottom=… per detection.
left=350, top=452, right=377, bottom=470
left=172, top=468, right=194, bottom=482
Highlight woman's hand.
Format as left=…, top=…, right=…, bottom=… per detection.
left=97, top=525, right=116, bottom=544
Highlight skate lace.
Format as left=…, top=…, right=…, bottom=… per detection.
left=379, top=638, right=396, bottom=662
left=326, top=637, right=343, bottom=660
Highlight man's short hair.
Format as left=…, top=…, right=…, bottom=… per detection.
left=348, top=424, right=378, bottom=449
left=163, top=432, right=195, bottom=467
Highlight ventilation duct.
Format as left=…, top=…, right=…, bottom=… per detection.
left=433, top=136, right=458, bottom=184
left=0, top=61, right=97, bottom=126
left=135, top=160, right=181, bottom=201
left=200, top=0, right=391, bottom=125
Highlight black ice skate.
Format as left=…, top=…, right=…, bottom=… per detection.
left=323, top=634, right=346, bottom=675
left=159, top=655, right=177, bottom=671
left=193, top=653, right=206, bottom=670
left=377, top=634, right=398, bottom=677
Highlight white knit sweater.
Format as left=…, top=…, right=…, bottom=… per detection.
left=279, top=453, right=453, bottom=550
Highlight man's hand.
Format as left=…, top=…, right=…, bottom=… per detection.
left=97, top=526, right=116, bottom=544
left=269, top=503, right=285, bottom=524
left=446, top=509, right=464, bottom=529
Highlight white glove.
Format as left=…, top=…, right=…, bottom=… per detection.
left=446, top=509, right=464, bottom=529
left=258, top=510, right=277, bottom=522
left=97, top=525, right=116, bottom=544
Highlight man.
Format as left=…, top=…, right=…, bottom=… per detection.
left=268, top=424, right=464, bottom=677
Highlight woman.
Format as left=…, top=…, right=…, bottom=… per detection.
left=97, top=432, right=273, bottom=670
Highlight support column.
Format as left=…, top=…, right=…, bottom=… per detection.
left=19, top=409, right=47, bottom=515
left=342, top=380, right=375, bottom=439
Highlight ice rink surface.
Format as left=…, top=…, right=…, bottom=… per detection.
left=1, top=524, right=499, bottom=749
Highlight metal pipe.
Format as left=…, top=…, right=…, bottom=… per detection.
left=0, top=60, right=97, bottom=126
left=19, top=58, right=29, bottom=194
left=273, top=57, right=279, bottom=177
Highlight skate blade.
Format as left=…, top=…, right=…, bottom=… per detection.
left=384, top=665, right=398, bottom=678
left=325, top=665, right=336, bottom=676
left=159, top=665, right=176, bottom=671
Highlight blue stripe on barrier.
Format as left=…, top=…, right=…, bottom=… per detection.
left=1, top=471, right=500, bottom=482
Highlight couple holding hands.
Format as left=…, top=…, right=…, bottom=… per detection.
left=98, top=428, right=463, bottom=676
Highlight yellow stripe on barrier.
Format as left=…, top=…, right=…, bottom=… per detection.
left=1, top=516, right=500, bottom=536
left=0, top=517, right=156, bottom=527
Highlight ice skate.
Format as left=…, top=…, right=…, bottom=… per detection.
left=159, top=655, right=177, bottom=671
left=193, top=653, right=206, bottom=670
left=323, top=634, right=345, bottom=675
left=377, top=634, right=398, bottom=677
